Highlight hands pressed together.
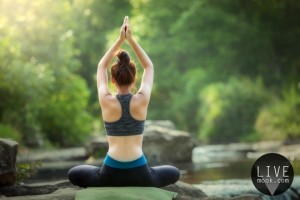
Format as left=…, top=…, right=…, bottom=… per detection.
left=120, top=16, right=133, bottom=42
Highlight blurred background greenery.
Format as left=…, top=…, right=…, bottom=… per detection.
left=0, top=0, right=299, bottom=147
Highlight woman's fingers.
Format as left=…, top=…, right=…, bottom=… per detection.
left=122, top=16, right=128, bottom=32
left=124, top=16, right=128, bottom=24
left=121, top=16, right=131, bottom=39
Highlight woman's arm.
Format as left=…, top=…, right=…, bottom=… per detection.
left=125, top=17, right=154, bottom=100
left=97, top=19, right=126, bottom=100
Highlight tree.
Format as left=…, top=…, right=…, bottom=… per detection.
left=0, top=0, right=92, bottom=146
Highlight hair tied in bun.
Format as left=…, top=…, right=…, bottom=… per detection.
left=117, top=50, right=130, bottom=66
left=111, top=49, right=137, bottom=86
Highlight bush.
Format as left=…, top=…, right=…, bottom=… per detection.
left=16, top=160, right=42, bottom=184
left=198, top=77, right=267, bottom=143
left=38, top=73, right=93, bottom=147
left=0, top=60, right=53, bottom=146
left=0, top=124, right=21, bottom=141
left=255, top=87, right=300, bottom=142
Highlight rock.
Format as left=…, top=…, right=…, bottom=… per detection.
left=252, top=141, right=283, bottom=152
left=0, top=188, right=79, bottom=200
left=145, top=120, right=176, bottom=130
left=0, top=180, right=263, bottom=200
left=0, top=139, right=19, bottom=187
left=0, top=180, right=75, bottom=197
left=163, top=181, right=208, bottom=199
left=230, top=195, right=262, bottom=200
left=85, top=137, right=108, bottom=157
left=15, top=148, right=89, bottom=183
left=165, top=181, right=262, bottom=200
left=278, top=144, right=300, bottom=160
left=195, top=179, right=261, bottom=198
left=195, top=177, right=300, bottom=200
left=247, top=141, right=300, bottom=161
left=17, top=147, right=88, bottom=163
left=192, top=143, right=254, bottom=163
left=143, top=125, right=199, bottom=164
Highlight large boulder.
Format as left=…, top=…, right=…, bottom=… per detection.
left=143, top=125, right=199, bottom=164
left=0, top=139, right=19, bottom=187
left=145, top=120, right=176, bottom=130
left=85, top=137, right=108, bottom=158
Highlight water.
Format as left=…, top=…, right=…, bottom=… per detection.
left=178, top=145, right=300, bottom=184
left=25, top=144, right=300, bottom=188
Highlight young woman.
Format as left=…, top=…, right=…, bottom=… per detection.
left=68, top=16, right=180, bottom=187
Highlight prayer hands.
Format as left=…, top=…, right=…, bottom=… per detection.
left=120, top=16, right=133, bottom=42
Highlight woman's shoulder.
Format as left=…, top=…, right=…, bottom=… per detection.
left=131, top=93, right=150, bottom=107
left=99, top=94, right=119, bottom=109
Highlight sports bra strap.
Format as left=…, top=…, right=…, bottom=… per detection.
left=104, top=94, right=145, bottom=136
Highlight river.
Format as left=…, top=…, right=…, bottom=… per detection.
left=25, top=143, right=300, bottom=187
left=22, top=144, right=300, bottom=198
left=178, top=145, right=300, bottom=184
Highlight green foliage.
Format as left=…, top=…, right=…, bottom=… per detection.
left=198, top=78, right=268, bottom=143
left=39, top=73, right=93, bottom=146
left=0, top=124, right=21, bottom=142
left=1, top=0, right=300, bottom=145
left=255, top=87, right=300, bottom=142
left=0, top=0, right=92, bottom=147
left=129, top=0, right=300, bottom=140
left=0, top=59, right=52, bottom=146
left=16, top=161, right=42, bottom=184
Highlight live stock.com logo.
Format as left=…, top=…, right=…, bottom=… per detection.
left=251, top=153, right=294, bottom=196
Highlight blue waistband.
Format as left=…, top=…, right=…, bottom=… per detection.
left=103, top=154, right=147, bottom=169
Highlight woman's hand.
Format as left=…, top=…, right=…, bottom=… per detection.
left=119, top=17, right=127, bottom=42
left=124, top=16, right=133, bottom=42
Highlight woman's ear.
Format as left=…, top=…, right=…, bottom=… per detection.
left=111, top=76, right=115, bottom=84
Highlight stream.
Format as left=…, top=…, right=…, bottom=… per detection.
left=23, top=144, right=300, bottom=185
left=180, top=145, right=300, bottom=184
left=21, top=143, right=300, bottom=198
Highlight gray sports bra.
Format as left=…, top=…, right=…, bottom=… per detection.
left=104, top=94, right=145, bottom=136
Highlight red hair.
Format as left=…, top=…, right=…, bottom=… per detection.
left=111, top=50, right=136, bottom=86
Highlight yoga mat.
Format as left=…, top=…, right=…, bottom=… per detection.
left=76, top=187, right=177, bottom=200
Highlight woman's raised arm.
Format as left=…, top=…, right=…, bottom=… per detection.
left=97, top=18, right=126, bottom=99
left=125, top=17, right=154, bottom=100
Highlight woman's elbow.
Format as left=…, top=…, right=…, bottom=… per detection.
left=145, top=63, right=154, bottom=70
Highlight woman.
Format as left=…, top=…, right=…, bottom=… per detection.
left=68, top=16, right=180, bottom=187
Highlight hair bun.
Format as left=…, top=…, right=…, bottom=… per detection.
left=117, top=50, right=130, bottom=66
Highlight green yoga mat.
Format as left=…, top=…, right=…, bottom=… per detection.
left=75, top=187, right=177, bottom=200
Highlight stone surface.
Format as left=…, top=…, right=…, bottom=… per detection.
left=196, top=177, right=300, bottom=200
left=0, top=139, right=19, bottom=187
left=0, top=188, right=79, bottom=200
left=143, top=125, right=199, bottom=164
left=0, top=180, right=263, bottom=200
left=85, top=137, right=108, bottom=157
left=145, top=120, right=176, bottom=130
left=192, top=143, right=254, bottom=163
left=247, top=141, right=300, bottom=161
left=0, top=180, right=74, bottom=197
left=16, top=148, right=89, bottom=183
left=163, top=181, right=208, bottom=199
left=17, top=148, right=88, bottom=163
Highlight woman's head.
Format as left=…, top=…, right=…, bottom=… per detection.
left=111, top=50, right=136, bottom=88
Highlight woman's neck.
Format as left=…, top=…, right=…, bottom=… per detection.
left=117, top=86, right=131, bottom=95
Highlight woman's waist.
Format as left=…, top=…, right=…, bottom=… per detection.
left=103, top=153, right=147, bottom=169
left=107, top=146, right=143, bottom=162
left=106, top=135, right=144, bottom=163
